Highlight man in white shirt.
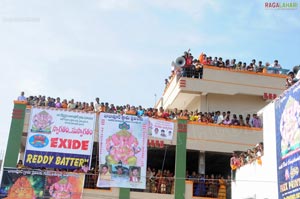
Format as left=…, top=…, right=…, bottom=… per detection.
left=67, top=99, right=76, bottom=109
left=252, top=59, right=258, bottom=71
left=17, top=91, right=26, bottom=101
left=95, top=97, right=101, bottom=112
left=216, top=111, right=224, bottom=124
left=272, top=60, right=282, bottom=74
left=272, top=60, right=282, bottom=69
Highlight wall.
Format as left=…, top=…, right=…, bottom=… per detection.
left=206, top=94, right=267, bottom=116
left=161, top=66, right=286, bottom=111
left=187, top=123, right=263, bottom=153
left=232, top=99, right=278, bottom=199
left=82, top=181, right=194, bottom=199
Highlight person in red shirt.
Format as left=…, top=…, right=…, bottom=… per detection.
left=230, top=151, right=241, bottom=181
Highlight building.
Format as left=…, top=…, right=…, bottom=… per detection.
left=232, top=80, right=300, bottom=199
left=1, top=64, right=288, bottom=199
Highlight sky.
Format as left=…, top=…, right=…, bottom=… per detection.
left=0, top=0, right=300, bottom=153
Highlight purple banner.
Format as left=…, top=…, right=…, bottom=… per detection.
left=276, top=81, right=300, bottom=199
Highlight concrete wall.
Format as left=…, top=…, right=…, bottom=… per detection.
left=206, top=93, right=267, bottom=116
left=186, top=93, right=267, bottom=116
left=232, top=156, right=278, bottom=199
left=161, top=66, right=286, bottom=111
left=203, top=65, right=286, bottom=92
left=83, top=188, right=119, bottom=199
left=82, top=181, right=195, bottom=199
left=232, top=99, right=278, bottom=199
left=187, top=123, right=263, bottom=153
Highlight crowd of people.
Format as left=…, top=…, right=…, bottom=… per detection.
left=188, top=110, right=262, bottom=128
left=145, top=167, right=174, bottom=194
left=17, top=92, right=262, bottom=128
left=230, top=142, right=264, bottom=181
left=188, top=172, right=231, bottom=198
left=165, top=50, right=300, bottom=94
left=170, top=50, right=290, bottom=80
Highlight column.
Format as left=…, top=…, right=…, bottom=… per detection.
left=199, top=93, right=208, bottom=112
left=119, top=188, right=130, bottom=199
left=174, top=117, right=188, bottom=199
left=3, top=101, right=27, bottom=167
left=198, top=151, right=205, bottom=175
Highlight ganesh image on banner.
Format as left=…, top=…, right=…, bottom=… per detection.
left=1, top=169, right=45, bottom=199
left=105, top=122, right=141, bottom=166
left=280, top=97, right=300, bottom=157
left=44, top=172, right=84, bottom=199
left=5, top=176, right=36, bottom=199
left=31, top=110, right=53, bottom=133
left=48, top=177, right=73, bottom=199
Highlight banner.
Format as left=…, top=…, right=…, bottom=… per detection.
left=275, top=82, right=300, bottom=199
left=0, top=168, right=85, bottom=199
left=148, top=118, right=174, bottom=140
left=24, top=108, right=95, bottom=170
left=97, top=113, right=148, bottom=189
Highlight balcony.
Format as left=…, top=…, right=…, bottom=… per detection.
left=22, top=109, right=261, bottom=153
left=159, top=65, right=286, bottom=113
left=186, top=122, right=262, bottom=153
left=146, top=121, right=262, bottom=153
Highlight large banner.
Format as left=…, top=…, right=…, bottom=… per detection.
left=275, top=82, right=300, bottom=199
left=0, top=168, right=85, bottom=199
left=97, top=113, right=148, bottom=189
left=24, top=108, right=95, bottom=170
left=148, top=118, right=174, bottom=140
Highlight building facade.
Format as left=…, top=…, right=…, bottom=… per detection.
left=2, top=65, right=287, bottom=198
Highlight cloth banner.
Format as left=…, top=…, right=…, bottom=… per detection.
left=148, top=118, right=174, bottom=140
left=275, top=81, right=300, bottom=199
left=0, top=167, right=85, bottom=199
left=97, top=113, right=148, bottom=189
left=24, top=107, right=95, bottom=170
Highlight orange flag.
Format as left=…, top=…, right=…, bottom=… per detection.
left=198, top=52, right=204, bottom=63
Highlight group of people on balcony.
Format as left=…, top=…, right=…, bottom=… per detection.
left=230, top=142, right=264, bottom=181
left=188, top=172, right=231, bottom=199
left=145, top=167, right=174, bottom=194
left=169, top=50, right=291, bottom=83
left=172, top=50, right=204, bottom=79
left=17, top=92, right=262, bottom=129
left=189, top=110, right=262, bottom=128
left=197, top=51, right=282, bottom=72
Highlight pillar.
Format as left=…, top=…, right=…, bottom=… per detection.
left=174, top=117, right=188, bottom=199
left=4, top=101, right=27, bottom=167
left=198, top=151, right=205, bottom=175
left=119, top=188, right=130, bottom=199
left=199, top=93, right=208, bottom=112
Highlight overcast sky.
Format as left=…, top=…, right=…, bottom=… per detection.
left=0, top=0, right=300, bottom=152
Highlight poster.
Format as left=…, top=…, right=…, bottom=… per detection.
left=148, top=118, right=174, bottom=140
left=0, top=168, right=85, bottom=199
left=275, top=82, right=300, bottom=199
left=97, top=113, right=148, bottom=189
left=24, top=107, right=96, bottom=170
